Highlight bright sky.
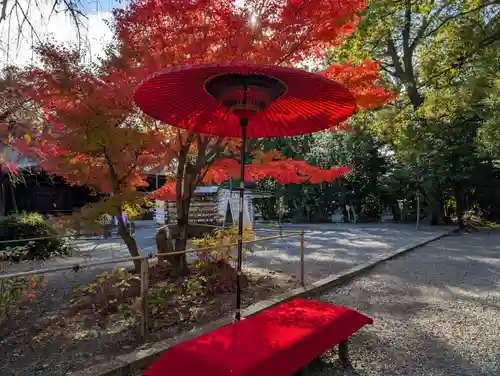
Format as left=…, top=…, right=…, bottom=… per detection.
left=0, top=0, right=250, bottom=69
left=0, top=0, right=120, bottom=68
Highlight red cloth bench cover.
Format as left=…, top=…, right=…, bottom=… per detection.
left=143, top=298, right=373, bottom=376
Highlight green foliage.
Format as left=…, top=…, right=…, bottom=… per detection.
left=253, top=124, right=390, bottom=222
left=0, top=275, right=44, bottom=327
left=185, top=277, right=204, bottom=297
left=0, top=213, right=73, bottom=260
left=360, top=193, right=383, bottom=221
left=148, top=282, right=177, bottom=316
left=0, top=244, right=30, bottom=262
left=191, top=225, right=255, bottom=293
left=73, top=267, right=141, bottom=314
left=324, top=0, right=500, bottom=225
left=191, top=225, right=257, bottom=263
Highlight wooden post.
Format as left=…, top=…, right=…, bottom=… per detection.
left=339, top=339, right=349, bottom=367
left=300, top=231, right=305, bottom=286
left=140, top=258, right=149, bottom=339
left=416, top=190, right=420, bottom=230
left=75, top=217, right=81, bottom=236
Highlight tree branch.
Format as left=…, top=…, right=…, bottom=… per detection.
left=0, top=0, right=8, bottom=22
left=402, top=0, right=411, bottom=55
left=423, top=1, right=498, bottom=40
left=386, top=38, right=405, bottom=79
left=409, top=6, right=446, bottom=52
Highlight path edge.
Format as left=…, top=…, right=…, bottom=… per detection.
left=69, top=230, right=453, bottom=376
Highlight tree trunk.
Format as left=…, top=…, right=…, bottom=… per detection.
left=454, top=186, right=465, bottom=230
left=116, top=211, right=141, bottom=273
left=156, top=225, right=175, bottom=263
left=103, top=153, right=142, bottom=273
left=8, top=175, right=18, bottom=214
left=427, top=194, right=444, bottom=225
left=405, top=75, right=424, bottom=110
left=0, top=173, right=7, bottom=216
left=172, top=199, right=190, bottom=277
left=424, top=179, right=445, bottom=225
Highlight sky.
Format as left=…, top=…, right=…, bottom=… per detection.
left=0, top=0, right=121, bottom=68
left=0, top=0, right=252, bottom=69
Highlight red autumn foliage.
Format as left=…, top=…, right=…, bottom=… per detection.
left=205, top=159, right=352, bottom=185
left=152, top=151, right=352, bottom=201
left=114, top=0, right=366, bottom=72
left=114, top=0, right=393, bottom=147
left=320, top=60, right=396, bottom=110
left=12, top=44, right=173, bottom=272
left=16, top=44, right=167, bottom=194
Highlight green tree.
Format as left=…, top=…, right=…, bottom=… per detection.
left=330, top=0, right=500, bottom=226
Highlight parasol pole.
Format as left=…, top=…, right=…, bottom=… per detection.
left=235, top=84, right=248, bottom=321
left=236, top=119, right=247, bottom=321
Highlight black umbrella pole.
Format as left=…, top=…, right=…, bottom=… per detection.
left=236, top=119, right=247, bottom=321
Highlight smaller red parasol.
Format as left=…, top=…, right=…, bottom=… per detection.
left=135, top=63, right=356, bottom=321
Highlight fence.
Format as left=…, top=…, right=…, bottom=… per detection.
left=0, top=230, right=305, bottom=341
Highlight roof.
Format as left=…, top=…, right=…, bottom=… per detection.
left=220, top=188, right=274, bottom=198
left=195, top=186, right=219, bottom=194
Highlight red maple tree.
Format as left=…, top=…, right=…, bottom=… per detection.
left=15, top=44, right=171, bottom=272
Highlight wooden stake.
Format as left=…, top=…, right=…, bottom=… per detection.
left=140, top=258, right=149, bottom=339
left=339, top=339, right=349, bottom=367
left=300, top=231, right=305, bottom=286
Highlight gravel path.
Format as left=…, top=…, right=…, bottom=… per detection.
left=0, top=224, right=452, bottom=375
left=308, top=230, right=500, bottom=376
left=250, top=223, right=450, bottom=283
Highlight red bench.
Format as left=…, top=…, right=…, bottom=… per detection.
left=143, top=298, right=373, bottom=376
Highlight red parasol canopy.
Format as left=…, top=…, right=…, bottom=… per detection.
left=134, top=64, right=356, bottom=138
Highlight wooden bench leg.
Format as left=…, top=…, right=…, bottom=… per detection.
left=339, top=339, right=349, bottom=367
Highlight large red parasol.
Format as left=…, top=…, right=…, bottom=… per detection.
left=135, top=63, right=356, bottom=321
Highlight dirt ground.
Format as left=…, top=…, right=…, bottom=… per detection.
left=0, top=262, right=298, bottom=376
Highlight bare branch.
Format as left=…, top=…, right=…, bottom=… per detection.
left=402, top=0, right=411, bottom=54
left=0, top=0, right=8, bottom=23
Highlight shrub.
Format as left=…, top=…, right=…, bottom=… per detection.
left=73, top=267, right=141, bottom=314
left=147, top=282, right=177, bottom=317
left=0, top=275, right=44, bottom=328
left=0, top=212, right=73, bottom=261
left=191, top=225, right=256, bottom=293
left=191, top=225, right=257, bottom=264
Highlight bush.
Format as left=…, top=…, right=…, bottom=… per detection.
left=73, top=267, right=141, bottom=314
left=0, top=275, right=44, bottom=328
left=0, top=212, right=73, bottom=261
left=191, top=226, right=255, bottom=293
left=191, top=225, right=257, bottom=264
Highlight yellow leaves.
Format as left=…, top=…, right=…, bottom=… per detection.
left=121, top=201, right=144, bottom=220
left=192, top=225, right=257, bottom=264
